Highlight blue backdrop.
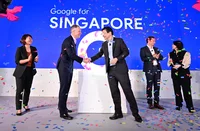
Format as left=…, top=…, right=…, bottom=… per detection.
left=0, top=0, right=200, bottom=70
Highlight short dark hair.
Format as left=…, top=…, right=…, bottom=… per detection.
left=20, top=34, right=32, bottom=45
left=173, top=40, right=184, bottom=50
left=102, top=26, right=113, bottom=35
left=146, top=36, right=155, bottom=43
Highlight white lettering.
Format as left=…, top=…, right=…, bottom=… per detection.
left=50, top=8, right=77, bottom=16
left=76, top=17, right=88, bottom=28
left=64, top=17, right=74, bottom=28
left=134, top=18, right=143, bottom=30
left=89, top=18, right=100, bottom=29
left=124, top=18, right=133, bottom=29
left=110, top=18, right=123, bottom=29
left=101, top=18, right=109, bottom=28
left=59, top=17, right=63, bottom=28
left=50, top=17, right=58, bottom=28
left=49, top=17, right=143, bottom=30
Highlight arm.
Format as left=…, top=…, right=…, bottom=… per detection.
left=116, top=39, right=129, bottom=61
left=91, top=47, right=104, bottom=62
left=63, top=40, right=83, bottom=63
left=154, top=48, right=163, bottom=60
left=182, top=52, right=191, bottom=69
left=167, top=53, right=174, bottom=67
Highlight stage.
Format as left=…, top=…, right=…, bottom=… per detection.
left=1, top=0, right=200, bottom=130
left=0, top=96, right=199, bottom=131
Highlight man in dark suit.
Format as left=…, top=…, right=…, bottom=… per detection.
left=86, top=27, right=142, bottom=123
left=56, top=25, right=87, bottom=120
left=140, top=36, right=164, bottom=110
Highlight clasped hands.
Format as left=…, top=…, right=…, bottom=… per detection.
left=83, top=58, right=91, bottom=63
left=83, top=58, right=118, bottom=65
left=153, top=53, right=160, bottom=59
left=169, top=58, right=181, bottom=69
left=27, top=54, right=39, bottom=62
left=173, top=64, right=181, bottom=69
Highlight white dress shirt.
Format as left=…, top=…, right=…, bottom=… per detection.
left=147, top=45, right=158, bottom=66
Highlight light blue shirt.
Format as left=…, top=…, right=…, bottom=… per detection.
left=108, top=38, right=114, bottom=66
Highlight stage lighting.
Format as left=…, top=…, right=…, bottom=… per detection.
left=0, top=0, right=12, bottom=14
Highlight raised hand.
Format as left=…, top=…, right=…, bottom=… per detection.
left=28, top=54, right=32, bottom=61
left=169, top=58, right=173, bottom=64
left=156, top=53, right=160, bottom=59
left=34, top=55, right=39, bottom=62
left=153, top=53, right=160, bottom=59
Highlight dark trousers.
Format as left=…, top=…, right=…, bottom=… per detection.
left=145, top=70, right=161, bottom=104
left=172, top=77, right=193, bottom=108
left=107, top=66, right=139, bottom=116
left=15, top=67, right=33, bottom=110
left=57, top=68, right=73, bottom=115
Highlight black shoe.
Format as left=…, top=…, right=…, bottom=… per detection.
left=23, top=106, right=30, bottom=112
left=67, top=109, right=72, bottom=113
left=134, top=114, right=143, bottom=123
left=109, top=113, right=123, bottom=120
left=175, top=106, right=182, bottom=111
left=58, top=107, right=73, bottom=113
left=154, top=104, right=164, bottom=110
left=16, top=112, right=22, bottom=116
left=188, top=107, right=195, bottom=113
left=148, top=104, right=154, bottom=109
left=60, top=114, right=73, bottom=120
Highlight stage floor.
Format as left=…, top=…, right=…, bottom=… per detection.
left=0, top=96, right=199, bottom=131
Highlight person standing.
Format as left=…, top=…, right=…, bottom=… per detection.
left=13, top=34, right=39, bottom=116
left=56, top=25, right=87, bottom=120
left=86, top=26, right=143, bottom=123
left=168, top=40, right=195, bottom=113
left=140, top=36, right=164, bottom=110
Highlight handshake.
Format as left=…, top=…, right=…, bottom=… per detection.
left=83, top=58, right=91, bottom=64
left=82, top=57, right=118, bottom=64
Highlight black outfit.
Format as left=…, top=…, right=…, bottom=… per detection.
left=169, top=50, right=194, bottom=110
left=91, top=37, right=140, bottom=118
left=13, top=46, right=38, bottom=110
left=56, top=36, right=83, bottom=116
left=140, top=46, right=163, bottom=105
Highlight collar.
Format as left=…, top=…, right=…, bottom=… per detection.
left=71, top=35, right=76, bottom=44
left=108, top=37, right=114, bottom=43
left=147, top=45, right=153, bottom=50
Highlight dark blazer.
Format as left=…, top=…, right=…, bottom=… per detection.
left=91, top=37, right=129, bottom=74
left=56, top=35, right=83, bottom=72
left=13, top=46, right=38, bottom=78
left=140, top=46, right=163, bottom=73
left=169, top=50, right=190, bottom=79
